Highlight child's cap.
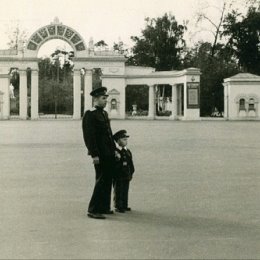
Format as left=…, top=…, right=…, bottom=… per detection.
left=113, top=130, right=129, bottom=141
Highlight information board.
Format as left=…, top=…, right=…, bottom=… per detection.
left=187, top=83, right=200, bottom=108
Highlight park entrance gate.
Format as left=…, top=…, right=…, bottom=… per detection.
left=0, top=18, right=201, bottom=121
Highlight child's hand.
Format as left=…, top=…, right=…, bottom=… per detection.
left=115, top=151, right=121, bottom=161
left=92, top=156, right=100, bottom=165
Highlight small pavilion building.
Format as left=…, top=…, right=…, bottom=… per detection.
left=223, top=73, right=260, bottom=120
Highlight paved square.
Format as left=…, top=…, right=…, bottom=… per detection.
left=0, top=120, right=260, bottom=259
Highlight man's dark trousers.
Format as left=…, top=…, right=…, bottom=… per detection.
left=88, top=156, right=115, bottom=213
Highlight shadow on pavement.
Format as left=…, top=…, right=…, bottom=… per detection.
left=107, top=209, right=260, bottom=238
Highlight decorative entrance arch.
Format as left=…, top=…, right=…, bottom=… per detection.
left=25, top=17, right=87, bottom=58
left=22, top=17, right=89, bottom=119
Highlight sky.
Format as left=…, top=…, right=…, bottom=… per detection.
left=0, top=0, right=248, bottom=57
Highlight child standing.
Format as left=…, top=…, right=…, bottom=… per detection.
left=113, top=130, right=135, bottom=213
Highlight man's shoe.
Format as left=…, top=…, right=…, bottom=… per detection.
left=115, top=208, right=125, bottom=213
left=87, top=212, right=106, bottom=219
left=125, top=207, right=131, bottom=211
left=102, top=210, right=114, bottom=214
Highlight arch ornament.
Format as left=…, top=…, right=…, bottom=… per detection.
left=248, top=94, right=259, bottom=103
left=234, top=94, right=247, bottom=103
left=26, top=17, right=87, bottom=56
left=234, top=94, right=259, bottom=103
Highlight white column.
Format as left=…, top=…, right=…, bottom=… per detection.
left=19, top=70, right=27, bottom=120
left=148, top=84, right=155, bottom=119
left=183, top=81, right=187, bottom=119
left=31, top=70, right=39, bottom=119
left=223, top=85, right=227, bottom=118
left=2, top=77, right=10, bottom=119
left=120, top=84, right=126, bottom=119
left=170, top=84, right=177, bottom=120
left=84, top=69, right=92, bottom=112
left=73, top=69, right=81, bottom=119
left=178, top=85, right=182, bottom=116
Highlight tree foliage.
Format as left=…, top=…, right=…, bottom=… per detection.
left=125, top=85, right=149, bottom=113
left=38, top=51, right=74, bottom=115
left=113, top=39, right=129, bottom=56
left=223, top=7, right=260, bottom=73
left=129, top=13, right=187, bottom=71
left=184, top=41, right=240, bottom=116
left=92, top=68, right=102, bottom=89
left=94, top=40, right=108, bottom=47
left=6, top=22, right=28, bottom=50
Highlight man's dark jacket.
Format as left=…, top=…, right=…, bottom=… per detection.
left=82, top=107, right=116, bottom=159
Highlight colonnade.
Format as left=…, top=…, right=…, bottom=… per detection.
left=16, top=73, right=184, bottom=120
left=17, top=68, right=93, bottom=120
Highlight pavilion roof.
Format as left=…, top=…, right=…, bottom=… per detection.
left=224, top=73, right=260, bottom=83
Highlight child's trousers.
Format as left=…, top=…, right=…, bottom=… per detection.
left=113, top=179, right=130, bottom=209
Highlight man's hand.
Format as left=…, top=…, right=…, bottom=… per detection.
left=92, top=156, right=100, bottom=165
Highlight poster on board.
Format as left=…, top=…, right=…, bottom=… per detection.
left=187, top=82, right=200, bottom=108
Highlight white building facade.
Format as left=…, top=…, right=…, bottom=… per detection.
left=0, top=18, right=201, bottom=121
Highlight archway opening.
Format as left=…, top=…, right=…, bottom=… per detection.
left=155, top=84, right=172, bottom=117
left=125, top=85, right=149, bottom=117
left=9, top=68, right=31, bottom=119
left=37, top=39, right=74, bottom=119
left=9, top=68, right=20, bottom=117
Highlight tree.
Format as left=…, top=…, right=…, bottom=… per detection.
left=6, top=22, right=28, bottom=50
left=186, top=1, right=247, bottom=115
left=38, top=49, right=74, bottom=116
left=9, top=68, right=19, bottom=90
left=184, top=41, right=240, bottom=116
left=246, top=0, right=260, bottom=8
left=195, top=0, right=229, bottom=57
left=113, top=39, right=129, bottom=56
left=223, top=7, right=260, bottom=74
left=125, top=85, right=149, bottom=114
left=129, top=13, right=187, bottom=71
left=92, top=68, right=102, bottom=89
left=94, top=40, right=108, bottom=49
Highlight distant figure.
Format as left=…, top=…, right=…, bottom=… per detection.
left=113, top=130, right=135, bottom=213
left=132, top=104, right=137, bottom=116
left=9, top=84, right=15, bottom=99
left=165, top=97, right=172, bottom=111
left=82, top=87, right=117, bottom=219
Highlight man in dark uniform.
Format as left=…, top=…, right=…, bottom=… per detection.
left=82, top=86, right=117, bottom=219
